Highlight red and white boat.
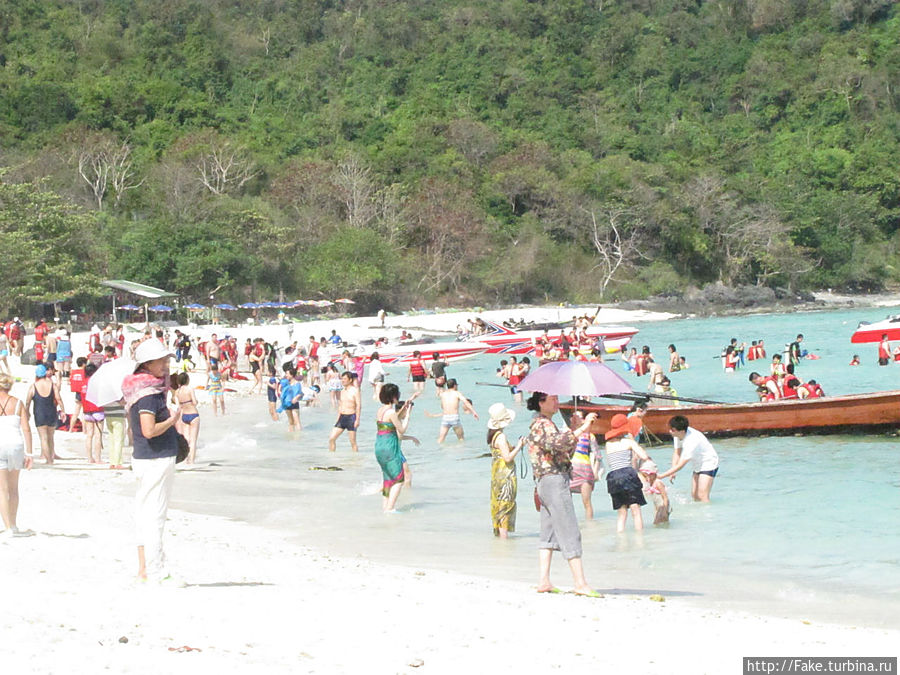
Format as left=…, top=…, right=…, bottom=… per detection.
left=324, top=341, right=489, bottom=366
left=464, top=319, right=638, bottom=356
left=850, top=316, right=900, bottom=344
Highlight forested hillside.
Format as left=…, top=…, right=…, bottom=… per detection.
left=1, top=0, right=898, bottom=313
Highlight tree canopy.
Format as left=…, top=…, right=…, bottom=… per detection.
left=1, top=0, right=898, bottom=312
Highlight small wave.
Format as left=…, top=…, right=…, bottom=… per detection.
left=359, top=482, right=383, bottom=496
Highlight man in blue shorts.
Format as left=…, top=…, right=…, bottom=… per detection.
left=328, top=371, right=360, bottom=452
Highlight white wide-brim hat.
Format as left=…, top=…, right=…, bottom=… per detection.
left=487, top=402, right=516, bottom=429
left=133, top=340, right=173, bottom=370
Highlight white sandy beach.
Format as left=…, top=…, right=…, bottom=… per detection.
left=4, top=464, right=896, bottom=675
left=2, top=304, right=897, bottom=673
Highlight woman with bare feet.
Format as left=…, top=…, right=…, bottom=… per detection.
left=25, top=364, right=64, bottom=464
left=525, top=391, right=600, bottom=597
left=374, top=383, right=419, bottom=512
left=81, top=363, right=105, bottom=463
left=0, top=372, right=33, bottom=539
left=174, top=373, right=200, bottom=464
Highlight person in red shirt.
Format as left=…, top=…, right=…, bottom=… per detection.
left=408, top=350, right=427, bottom=395
left=69, top=356, right=88, bottom=430
left=878, top=334, right=891, bottom=366
left=849, top=354, right=861, bottom=366
left=81, top=363, right=105, bottom=463
left=307, top=335, right=320, bottom=385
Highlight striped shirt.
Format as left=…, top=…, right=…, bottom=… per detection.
left=604, top=437, right=640, bottom=472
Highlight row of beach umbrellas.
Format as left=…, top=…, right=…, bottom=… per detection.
left=118, top=299, right=355, bottom=312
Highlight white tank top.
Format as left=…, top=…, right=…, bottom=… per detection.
left=0, top=400, right=24, bottom=450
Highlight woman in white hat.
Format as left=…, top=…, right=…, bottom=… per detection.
left=487, top=402, right=523, bottom=538
left=122, top=339, right=181, bottom=583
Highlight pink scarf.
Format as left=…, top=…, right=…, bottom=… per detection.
left=122, top=372, right=167, bottom=410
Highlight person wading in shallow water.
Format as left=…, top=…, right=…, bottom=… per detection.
left=329, top=371, right=361, bottom=452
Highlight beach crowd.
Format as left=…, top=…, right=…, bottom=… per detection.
left=6, top=309, right=856, bottom=594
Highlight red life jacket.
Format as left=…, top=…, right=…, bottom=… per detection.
left=309, top=342, right=319, bottom=358
left=409, top=359, right=426, bottom=377
left=806, top=383, right=824, bottom=398
left=763, top=375, right=782, bottom=398
left=781, top=376, right=800, bottom=399
left=878, top=341, right=891, bottom=359
left=70, top=369, right=86, bottom=394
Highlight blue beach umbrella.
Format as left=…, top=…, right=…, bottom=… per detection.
left=215, top=303, right=237, bottom=311
left=238, top=302, right=259, bottom=309
left=185, top=303, right=206, bottom=310
left=118, top=304, right=140, bottom=311
left=149, top=304, right=173, bottom=312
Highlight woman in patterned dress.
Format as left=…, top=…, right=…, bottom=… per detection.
left=487, top=402, right=523, bottom=538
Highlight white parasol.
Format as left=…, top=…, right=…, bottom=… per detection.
left=84, top=357, right=137, bottom=407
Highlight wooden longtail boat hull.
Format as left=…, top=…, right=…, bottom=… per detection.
left=562, top=391, right=900, bottom=440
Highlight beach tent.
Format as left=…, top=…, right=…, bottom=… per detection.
left=101, top=279, right=177, bottom=324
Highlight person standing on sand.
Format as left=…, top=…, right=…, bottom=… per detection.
left=207, top=333, right=221, bottom=369
left=174, top=373, right=201, bottom=463
left=206, top=363, right=226, bottom=416
left=0, top=372, right=34, bottom=539
left=24, top=364, right=64, bottom=464
left=658, top=415, right=720, bottom=502
left=329, top=371, right=361, bottom=452
left=124, top=339, right=181, bottom=584
left=437, top=379, right=479, bottom=443
left=526, top=391, right=600, bottom=597
left=81, top=363, right=105, bottom=464
left=0, top=332, right=9, bottom=375
left=377, top=309, right=386, bottom=328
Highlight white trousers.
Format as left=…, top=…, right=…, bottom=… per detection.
left=133, top=455, right=176, bottom=580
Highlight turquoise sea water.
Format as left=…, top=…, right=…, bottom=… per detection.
left=169, top=306, right=900, bottom=626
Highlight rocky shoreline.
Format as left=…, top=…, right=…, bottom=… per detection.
left=615, top=283, right=900, bottom=318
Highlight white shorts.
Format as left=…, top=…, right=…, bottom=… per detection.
left=0, top=443, right=25, bottom=471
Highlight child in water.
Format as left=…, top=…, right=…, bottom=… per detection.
left=637, top=460, right=671, bottom=525
left=267, top=376, right=279, bottom=420
left=849, top=355, right=860, bottom=366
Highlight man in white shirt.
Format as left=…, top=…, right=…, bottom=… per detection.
left=658, top=415, right=719, bottom=502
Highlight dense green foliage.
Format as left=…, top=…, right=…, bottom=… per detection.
left=1, top=0, right=898, bottom=312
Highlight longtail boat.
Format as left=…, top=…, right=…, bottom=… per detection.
left=561, top=391, right=900, bottom=440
